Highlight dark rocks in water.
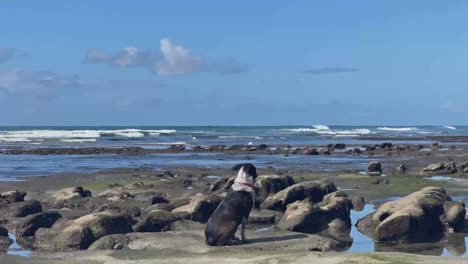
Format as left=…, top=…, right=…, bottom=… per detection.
left=134, top=210, right=185, bottom=232
left=277, top=191, right=353, bottom=236
left=172, top=195, right=222, bottom=223
left=260, top=180, right=337, bottom=212
left=1, top=190, right=27, bottom=203
left=398, top=164, right=407, bottom=174
left=88, top=234, right=130, bottom=250
left=423, top=161, right=457, bottom=175
left=356, top=187, right=466, bottom=243
left=9, top=199, right=43, bottom=217
left=34, top=212, right=134, bottom=251
left=255, top=175, right=295, bottom=204
left=328, top=143, right=346, bottom=150
left=302, top=147, right=319, bottom=155
left=367, top=161, right=382, bottom=176
left=16, top=211, right=62, bottom=237
left=379, top=142, right=393, bottom=149
left=320, top=148, right=331, bottom=155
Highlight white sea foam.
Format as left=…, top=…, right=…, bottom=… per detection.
left=0, top=128, right=177, bottom=141
left=218, top=136, right=263, bottom=140
left=280, top=125, right=371, bottom=136
left=443, top=126, right=456, bottom=130
left=377, top=127, right=417, bottom=132
left=60, top=139, right=97, bottom=143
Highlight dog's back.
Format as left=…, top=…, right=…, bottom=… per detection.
left=205, top=190, right=254, bottom=246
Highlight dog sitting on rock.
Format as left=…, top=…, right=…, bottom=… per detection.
left=205, top=163, right=257, bottom=246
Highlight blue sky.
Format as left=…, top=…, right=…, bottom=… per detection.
left=1, top=0, right=468, bottom=126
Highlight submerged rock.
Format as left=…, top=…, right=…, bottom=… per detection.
left=260, top=180, right=337, bottom=212
left=356, top=187, right=465, bottom=243
left=88, top=234, right=130, bottom=250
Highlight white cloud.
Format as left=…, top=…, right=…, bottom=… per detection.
left=83, top=38, right=251, bottom=76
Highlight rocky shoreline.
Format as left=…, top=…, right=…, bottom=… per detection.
left=0, top=143, right=468, bottom=263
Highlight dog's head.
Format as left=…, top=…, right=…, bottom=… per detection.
left=232, top=163, right=257, bottom=181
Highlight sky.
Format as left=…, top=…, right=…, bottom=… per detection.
left=1, top=0, right=468, bottom=126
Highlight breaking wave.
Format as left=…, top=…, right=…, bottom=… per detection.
left=377, top=127, right=417, bottom=132
left=280, top=125, right=372, bottom=136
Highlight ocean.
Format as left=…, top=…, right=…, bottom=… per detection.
left=0, top=125, right=464, bottom=179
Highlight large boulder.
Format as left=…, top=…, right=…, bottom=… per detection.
left=34, top=211, right=133, bottom=251
left=172, top=194, right=222, bottom=223
left=423, top=162, right=458, bottom=175
left=134, top=210, right=186, bottom=232
left=255, top=175, right=295, bottom=204
left=248, top=209, right=283, bottom=225
left=260, top=180, right=337, bottom=212
left=9, top=199, right=42, bottom=217
left=1, top=190, right=27, bottom=203
left=51, top=186, right=92, bottom=205
left=208, top=177, right=229, bottom=193
left=16, top=211, right=62, bottom=237
left=367, top=161, right=382, bottom=176
left=356, top=187, right=465, bottom=243
left=277, top=191, right=353, bottom=236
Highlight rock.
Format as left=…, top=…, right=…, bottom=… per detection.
left=1, top=190, right=27, bottom=203
left=98, top=189, right=134, bottom=202
left=442, top=201, right=466, bottom=232
left=367, top=161, right=382, bottom=176
left=168, top=220, right=204, bottom=231
left=51, top=186, right=92, bottom=205
left=260, top=180, right=337, bottom=212
left=302, top=147, right=319, bottom=155
left=150, top=194, right=170, bottom=205
left=277, top=191, right=352, bottom=235
left=144, top=203, right=176, bottom=213
left=255, top=175, right=295, bottom=204
left=248, top=209, right=283, bottom=225
left=169, top=198, right=190, bottom=208
left=379, top=142, right=393, bottom=149
left=9, top=199, right=42, bottom=217
left=356, top=187, right=464, bottom=243
left=93, top=203, right=141, bottom=217
left=16, top=211, right=62, bottom=237
left=134, top=210, right=184, bottom=232
left=209, top=177, right=229, bottom=193
left=459, top=161, right=468, bottom=173
left=351, top=195, right=365, bottom=212
left=423, top=162, right=458, bottom=174
left=34, top=212, right=133, bottom=251
left=172, top=195, right=222, bottom=223
left=397, top=164, right=407, bottom=174
left=0, top=226, right=12, bottom=252
left=320, top=149, right=331, bottom=155
left=88, top=234, right=130, bottom=250
left=0, top=226, right=8, bottom=237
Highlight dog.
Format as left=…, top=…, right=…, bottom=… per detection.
left=205, top=163, right=257, bottom=246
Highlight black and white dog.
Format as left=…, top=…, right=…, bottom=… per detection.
left=205, top=163, right=257, bottom=246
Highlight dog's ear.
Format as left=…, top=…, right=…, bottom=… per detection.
left=231, top=164, right=243, bottom=172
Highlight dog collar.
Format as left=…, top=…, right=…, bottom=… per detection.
left=242, top=183, right=254, bottom=188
